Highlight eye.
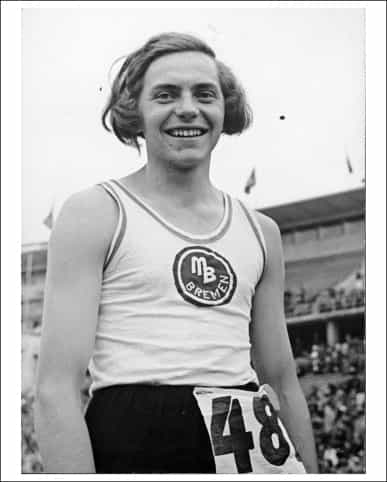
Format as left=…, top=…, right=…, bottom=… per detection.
left=154, top=91, right=174, bottom=102
left=196, top=90, right=217, bottom=102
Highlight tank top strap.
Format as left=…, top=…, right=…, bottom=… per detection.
left=236, top=200, right=267, bottom=284
left=98, top=180, right=127, bottom=272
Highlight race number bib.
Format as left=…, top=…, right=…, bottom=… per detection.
left=193, top=385, right=306, bottom=474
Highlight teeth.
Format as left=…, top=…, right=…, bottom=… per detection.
left=168, top=129, right=204, bottom=137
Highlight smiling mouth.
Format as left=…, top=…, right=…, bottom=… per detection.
left=164, top=128, right=208, bottom=138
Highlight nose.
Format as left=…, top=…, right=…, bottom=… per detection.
left=175, top=92, right=199, bottom=120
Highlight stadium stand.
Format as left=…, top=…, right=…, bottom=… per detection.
left=260, top=187, right=365, bottom=353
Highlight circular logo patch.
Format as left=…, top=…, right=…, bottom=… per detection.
left=173, top=246, right=237, bottom=307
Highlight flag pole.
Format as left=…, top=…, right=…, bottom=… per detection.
left=244, top=167, right=256, bottom=195
left=43, top=197, right=56, bottom=231
left=345, top=153, right=353, bottom=174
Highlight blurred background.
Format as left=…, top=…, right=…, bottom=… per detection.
left=20, top=5, right=367, bottom=475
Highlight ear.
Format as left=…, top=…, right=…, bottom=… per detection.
left=135, top=110, right=144, bottom=138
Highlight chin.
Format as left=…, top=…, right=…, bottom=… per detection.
left=169, top=152, right=209, bottom=170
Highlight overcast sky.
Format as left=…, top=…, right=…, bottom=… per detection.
left=22, top=7, right=365, bottom=244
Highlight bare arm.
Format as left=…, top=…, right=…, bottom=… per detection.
left=35, top=187, right=117, bottom=473
left=250, top=213, right=318, bottom=473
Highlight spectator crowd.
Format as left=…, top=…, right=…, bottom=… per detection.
left=21, top=393, right=43, bottom=473
left=296, top=336, right=365, bottom=377
left=284, top=272, right=365, bottom=318
left=307, top=375, right=365, bottom=473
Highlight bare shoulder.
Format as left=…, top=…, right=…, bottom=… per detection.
left=251, top=210, right=284, bottom=284
left=49, top=185, right=117, bottom=261
left=253, top=211, right=282, bottom=247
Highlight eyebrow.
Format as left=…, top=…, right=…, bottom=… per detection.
left=193, top=83, right=220, bottom=91
left=150, top=84, right=179, bottom=93
left=150, top=82, right=220, bottom=94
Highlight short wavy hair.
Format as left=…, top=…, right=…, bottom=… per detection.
left=102, top=32, right=253, bottom=151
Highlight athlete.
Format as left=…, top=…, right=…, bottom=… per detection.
left=35, top=32, right=318, bottom=474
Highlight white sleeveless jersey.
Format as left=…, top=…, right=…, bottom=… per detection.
left=88, top=179, right=267, bottom=394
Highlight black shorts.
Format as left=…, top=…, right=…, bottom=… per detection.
left=85, top=383, right=257, bottom=474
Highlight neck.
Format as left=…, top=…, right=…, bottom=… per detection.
left=140, top=158, right=218, bottom=206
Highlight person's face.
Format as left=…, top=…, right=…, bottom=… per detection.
left=137, top=51, right=225, bottom=169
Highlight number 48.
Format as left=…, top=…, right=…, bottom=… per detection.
left=210, top=394, right=290, bottom=473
